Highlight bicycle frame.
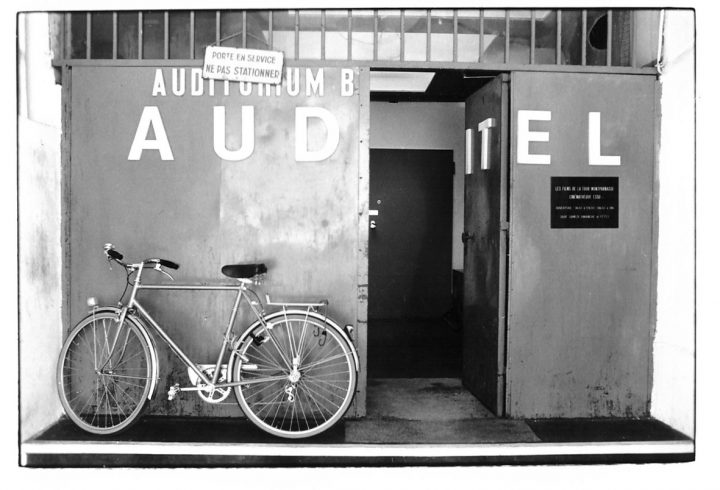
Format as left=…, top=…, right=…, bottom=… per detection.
left=116, top=264, right=281, bottom=393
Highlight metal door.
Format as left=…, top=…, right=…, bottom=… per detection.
left=368, top=149, right=454, bottom=320
left=462, top=74, right=509, bottom=415
left=505, top=72, right=656, bottom=418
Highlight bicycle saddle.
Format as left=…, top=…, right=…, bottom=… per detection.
left=221, top=263, right=267, bottom=279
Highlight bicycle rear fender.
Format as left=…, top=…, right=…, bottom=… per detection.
left=227, top=310, right=360, bottom=382
left=80, top=306, right=161, bottom=401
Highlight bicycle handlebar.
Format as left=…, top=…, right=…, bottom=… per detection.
left=104, top=244, right=180, bottom=271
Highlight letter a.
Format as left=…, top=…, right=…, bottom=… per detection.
left=127, top=106, right=174, bottom=160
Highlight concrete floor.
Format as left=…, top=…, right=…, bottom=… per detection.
left=24, top=375, right=693, bottom=466
left=345, top=378, right=539, bottom=444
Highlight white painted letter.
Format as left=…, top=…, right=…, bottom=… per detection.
left=341, top=69, right=355, bottom=96
left=152, top=69, right=166, bottom=96
left=171, top=68, right=185, bottom=96
left=191, top=68, right=204, bottom=96
left=286, top=68, right=300, bottom=96
left=295, top=107, right=339, bottom=162
left=478, top=118, right=496, bottom=170
left=517, top=110, right=551, bottom=165
left=239, top=82, right=252, bottom=96
left=213, top=106, right=255, bottom=161
left=306, top=69, right=324, bottom=96
left=465, top=128, right=473, bottom=175
left=128, top=107, right=174, bottom=160
left=588, top=112, right=621, bottom=166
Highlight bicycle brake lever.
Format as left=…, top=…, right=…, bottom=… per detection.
left=154, top=264, right=175, bottom=281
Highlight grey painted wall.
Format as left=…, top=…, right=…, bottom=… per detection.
left=68, top=66, right=362, bottom=417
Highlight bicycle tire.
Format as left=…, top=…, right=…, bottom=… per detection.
left=233, top=312, right=357, bottom=438
left=57, top=311, right=153, bottom=435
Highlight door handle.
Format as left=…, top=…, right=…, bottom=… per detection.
left=461, top=231, right=475, bottom=243
left=370, top=220, right=377, bottom=229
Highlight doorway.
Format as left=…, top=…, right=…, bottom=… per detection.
left=367, top=70, right=510, bottom=423
left=367, top=148, right=457, bottom=378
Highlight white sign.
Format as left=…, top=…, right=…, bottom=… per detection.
left=203, top=46, right=284, bottom=85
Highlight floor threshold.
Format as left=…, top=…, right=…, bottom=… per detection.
left=21, top=439, right=695, bottom=467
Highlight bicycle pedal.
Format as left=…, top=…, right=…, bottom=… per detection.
left=167, top=383, right=180, bottom=401
left=241, top=364, right=258, bottom=371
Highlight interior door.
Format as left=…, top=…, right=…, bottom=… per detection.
left=368, top=149, right=454, bottom=320
left=462, top=74, right=509, bottom=415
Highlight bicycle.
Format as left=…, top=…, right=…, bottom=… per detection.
left=57, top=244, right=359, bottom=439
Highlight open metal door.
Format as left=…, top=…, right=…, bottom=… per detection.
left=462, top=74, right=509, bottom=416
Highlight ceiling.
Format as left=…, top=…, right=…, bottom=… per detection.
left=370, top=69, right=500, bottom=103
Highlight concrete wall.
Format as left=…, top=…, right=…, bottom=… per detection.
left=370, top=102, right=465, bottom=271
left=18, top=13, right=64, bottom=441
left=651, top=10, right=695, bottom=438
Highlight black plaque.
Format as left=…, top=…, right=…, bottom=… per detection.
left=551, top=177, right=619, bottom=228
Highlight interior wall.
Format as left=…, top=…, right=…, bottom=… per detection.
left=651, top=9, right=695, bottom=438
left=18, top=13, right=64, bottom=440
left=369, top=102, right=465, bottom=271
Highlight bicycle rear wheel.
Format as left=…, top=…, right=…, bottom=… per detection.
left=233, top=313, right=357, bottom=438
left=57, top=311, right=153, bottom=435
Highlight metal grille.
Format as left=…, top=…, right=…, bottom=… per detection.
left=62, top=9, right=639, bottom=67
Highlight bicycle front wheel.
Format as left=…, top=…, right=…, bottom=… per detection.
left=233, top=313, right=357, bottom=438
left=57, top=311, right=153, bottom=435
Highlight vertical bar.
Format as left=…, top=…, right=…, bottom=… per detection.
left=216, top=11, right=221, bottom=46
left=581, top=9, right=587, bottom=65
left=138, top=11, right=143, bottom=60
left=452, top=10, right=458, bottom=62
left=425, top=10, right=431, bottom=62
left=164, top=11, right=169, bottom=59
left=243, top=11, right=248, bottom=48
left=556, top=10, right=562, bottom=64
left=606, top=9, right=613, bottom=66
left=479, top=10, right=484, bottom=62
left=190, top=11, right=195, bottom=60
left=373, top=10, right=378, bottom=61
left=268, top=11, right=273, bottom=49
left=64, top=12, right=71, bottom=60
left=630, top=10, right=636, bottom=67
left=399, top=10, right=405, bottom=62
left=321, top=10, right=326, bottom=60
left=504, top=11, right=509, bottom=64
left=348, top=10, right=353, bottom=59
left=112, top=12, right=118, bottom=60
left=355, top=65, right=371, bottom=418
left=294, top=10, right=299, bottom=59
left=60, top=64, right=72, bottom=341
left=530, top=10, right=536, bottom=64
left=85, top=12, right=91, bottom=59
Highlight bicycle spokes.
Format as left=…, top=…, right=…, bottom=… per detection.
left=58, top=313, right=152, bottom=434
left=234, top=314, right=356, bottom=437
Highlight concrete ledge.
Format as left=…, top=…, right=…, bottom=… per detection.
left=21, top=440, right=695, bottom=467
